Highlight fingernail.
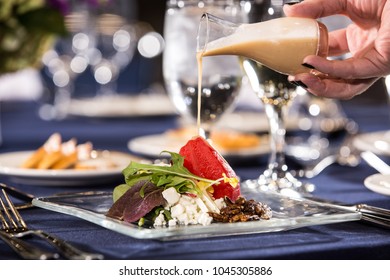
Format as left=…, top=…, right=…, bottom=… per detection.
left=284, top=0, right=302, bottom=5
left=290, top=80, right=308, bottom=89
left=302, top=63, right=315, bottom=69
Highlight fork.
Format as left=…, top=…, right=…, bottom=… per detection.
left=0, top=192, right=58, bottom=259
left=0, top=231, right=58, bottom=259
left=0, top=189, right=104, bottom=260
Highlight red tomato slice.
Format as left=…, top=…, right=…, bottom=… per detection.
left=179, top=136, right=240, bottom=201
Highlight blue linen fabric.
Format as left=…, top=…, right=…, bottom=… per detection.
left=0, top=99, right=389, bottom=260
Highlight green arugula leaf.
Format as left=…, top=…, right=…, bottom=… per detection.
left=123, top=152, right=216, bottom=184
left=109, top=151, right=227, bottom=225
left=114, top=151, right=219, bottom=202
left=112, top=184, right=131, bottom=202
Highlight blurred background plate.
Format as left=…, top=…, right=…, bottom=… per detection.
left=67, top=93, right=176, bottom=118
left=128, top=133, right=270, bottom=159
left=353, top=130, right=390, bottom=156
left=216, top=110, right=348, bottom=134
left=364, top=173, right=390, bottom=196
left=217, top=111, right=299, bottom=133
left=0, top=150, right=138, bottom=186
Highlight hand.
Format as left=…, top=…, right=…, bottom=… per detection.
left=283, top=0, right=390, bottom=99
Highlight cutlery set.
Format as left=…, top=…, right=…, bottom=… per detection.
left=0, top=187, right=104, bottom=260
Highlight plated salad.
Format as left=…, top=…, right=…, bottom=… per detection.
left=106, top=136, right=271, bottom=227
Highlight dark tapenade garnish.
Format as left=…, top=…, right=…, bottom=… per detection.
left=208, top=196, right=272, bottom=223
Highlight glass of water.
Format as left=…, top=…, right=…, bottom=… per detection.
left=163, top=0, right=251, bottom=139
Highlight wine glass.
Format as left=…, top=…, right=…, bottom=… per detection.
left=40, top=6, right=94, bottom=120
left=242, top=1, right=322, bottom=196
left=286, top=91, right=349, bottom=163
left=196, top=0, right=328, bottom=196
left=286, top=14, right=352, bottom=163
left=163, top=0, right=250, bottom=139
left=91, top=2, right=137, bottom=97
left=241, top=60, right=313, bottom=196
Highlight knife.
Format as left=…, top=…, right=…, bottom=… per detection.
left=304, top=194, right=390, bottom=229
left=0, top=183, right=108, bottom=210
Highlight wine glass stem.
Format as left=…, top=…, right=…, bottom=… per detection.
left=53, top=84, right=73, bottom=120
left=98, top=80, right=117, bottom=96
left=264, top=103, right=287, bottom=175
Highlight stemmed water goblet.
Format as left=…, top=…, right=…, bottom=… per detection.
left=92, top=12, right=137, bottom=97
left=90, top=0, right=138, bottom=97
left=196, top=1, right=328, bottom=196
left=163, top=0, right=250, bottom=140
left=40, top=7, right=94, bottom=120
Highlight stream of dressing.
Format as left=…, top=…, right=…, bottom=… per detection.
left=196, top=52, right=203, bottom=136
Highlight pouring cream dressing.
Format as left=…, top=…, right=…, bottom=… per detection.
left=196, top=15, right=328, bottom=133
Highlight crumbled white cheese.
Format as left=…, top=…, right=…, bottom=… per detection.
left=168, top=219, right=177, bottom=227
left=153, top=211, right=166, bottom=226
left=170, top=203, right=185, bottom=218
left=153, top=187, right=223, bottom=228
left=185, top=205, right=197, bottom=216
left=177, top=213, right=190, bottom=225
left=197, top=212, right=213, bottom=226
left=162, top=187, right=180, bottom=206
left=214, top=198, right=226, bottom=209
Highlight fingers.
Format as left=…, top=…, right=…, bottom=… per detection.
left=288, top=73, right=379, bottom=99
left=283, top=0, right=346, bottom=18
left=328, top=29, right=350, bottom=57
left=301, top=54, right=385, bottom=80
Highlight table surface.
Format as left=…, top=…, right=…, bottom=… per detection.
left=0, top=96, right=389, bottom=260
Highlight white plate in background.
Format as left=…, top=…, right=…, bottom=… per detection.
left=353, top=130, right=390, bottom=156
left=67, top=94, right=176, bottom=118
left=216, top=111, right=299, bottom=133
left=0, top=150, right=140, bottom=186
left=216, top=111, right=347, bottom=133
left=128, top=133, right=270, bottom=159
left=364, top=173, right=390, bottom=196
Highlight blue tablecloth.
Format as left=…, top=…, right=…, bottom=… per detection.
left=0, top=98, right=389, bottom=260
